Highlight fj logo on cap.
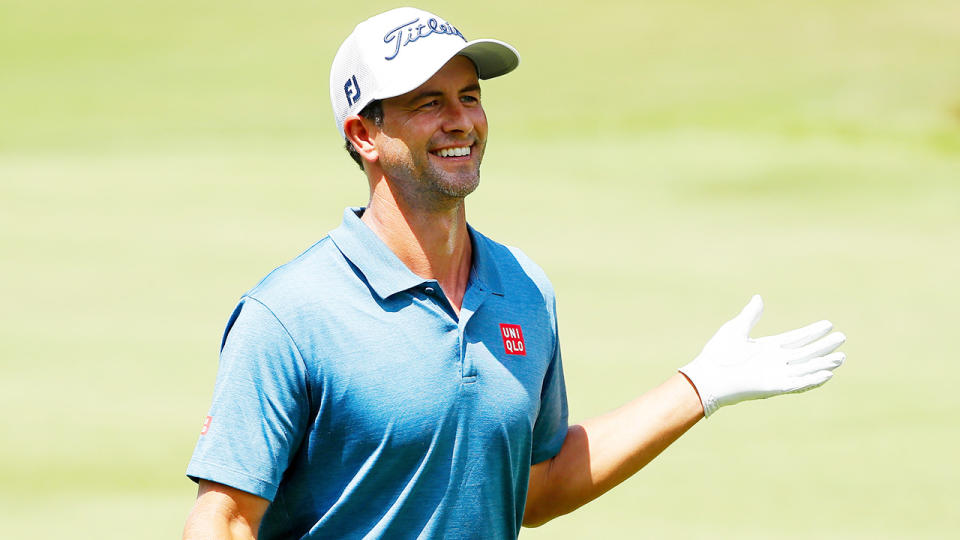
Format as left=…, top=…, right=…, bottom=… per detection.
left=500, top=323, right=526, bottom=356
left=344, top=75, right=361, bottom=106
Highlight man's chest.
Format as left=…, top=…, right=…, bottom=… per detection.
left=293, top=290, right=557, bottom=453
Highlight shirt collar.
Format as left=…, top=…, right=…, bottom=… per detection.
left=329, top=207, right=426, bottom=299
left=329, top=207, right=504, bottom=300
left=466, top=224, right=504, bottom=297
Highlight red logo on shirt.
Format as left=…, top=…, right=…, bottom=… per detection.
left=500, top=324, right=526, bottom=356
left=200, top=415, right=213, bottom=435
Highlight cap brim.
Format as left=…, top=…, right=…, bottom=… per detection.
left=458, top=39, right=520, bottom=79
left=365, top=39, right=520, bottom=105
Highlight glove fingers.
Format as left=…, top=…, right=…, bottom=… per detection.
left=786, top=370, right=835, bottom=394
left=787, top=352, right=845, bottom=376
left=764, top=320, right=833, bottom=348
left=787, top=332, right=846, bottom=364
left=731, top=295, right=764, bottom=338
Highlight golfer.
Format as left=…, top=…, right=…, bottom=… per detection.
left=183, top=7, right=846, bottom=539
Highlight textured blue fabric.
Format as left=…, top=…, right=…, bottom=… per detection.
left=187, top=208, right=568, bottom=539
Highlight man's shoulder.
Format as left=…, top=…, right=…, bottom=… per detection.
left=243, top=235, right=344, bottom=305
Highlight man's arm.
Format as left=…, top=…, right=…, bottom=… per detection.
left=183, top=480, right=270, bottom=540
left=524, top=373, right=702, bottom=527
left=524, top=295, right=845, bottom=527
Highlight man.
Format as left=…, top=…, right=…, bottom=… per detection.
left=183, top=7, right=846, bottom=539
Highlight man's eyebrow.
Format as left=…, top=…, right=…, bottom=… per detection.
left=403, top=90, right=443, bottom=105
left=404, top=84, right=482, bottom=105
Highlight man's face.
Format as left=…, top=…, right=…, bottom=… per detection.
left=373, top=55, right=487, bottom=205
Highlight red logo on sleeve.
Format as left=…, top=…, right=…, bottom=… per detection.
left=200, top=415, right=212, bottom=435
left=500, top=323, right=526, bottom=356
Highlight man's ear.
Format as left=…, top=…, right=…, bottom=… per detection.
left=344, top=115, right=378, bottom=164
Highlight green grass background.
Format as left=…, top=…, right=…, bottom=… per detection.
left=2, top=0, right=958, bottom=537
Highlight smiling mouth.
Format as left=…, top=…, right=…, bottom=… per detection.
left=430, top=145, right=472, bottom=158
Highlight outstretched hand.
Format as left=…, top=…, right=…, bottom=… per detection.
left=679, top=295, right=846, bottom=417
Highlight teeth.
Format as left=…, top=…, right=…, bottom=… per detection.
left=437, top=146, right=470, bottom=157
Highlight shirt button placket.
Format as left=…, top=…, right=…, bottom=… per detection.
left=459, top=326, right=476, bottom=382
left=458, top=287, right=486, bottom=384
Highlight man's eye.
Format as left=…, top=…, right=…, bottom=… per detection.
left=461, top=95, right=479, bottom=104
left=419, top=100, right=439, bottom=110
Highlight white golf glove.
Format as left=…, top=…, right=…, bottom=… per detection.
left=679, top=295, right=846, bottom=417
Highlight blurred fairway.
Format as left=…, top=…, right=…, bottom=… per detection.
left=1, top=0, right=958, bottom=538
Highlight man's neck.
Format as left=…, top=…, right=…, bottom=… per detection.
left=361, top=184, right=472, bottom=314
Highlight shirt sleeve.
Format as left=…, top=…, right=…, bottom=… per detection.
left=530, top=300, right=569, bottom=464
left=186, top=296, right=310, bottom=502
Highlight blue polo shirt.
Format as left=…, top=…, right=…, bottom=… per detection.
left=187, top=207, right=568, bottom=539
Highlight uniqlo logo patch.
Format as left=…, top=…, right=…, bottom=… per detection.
left=500, top=323, right=526, bottom=356
left=200, top=415, right=212, bottom=435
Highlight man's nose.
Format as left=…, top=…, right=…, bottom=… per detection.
left=441, top=101, right=475, bottom=134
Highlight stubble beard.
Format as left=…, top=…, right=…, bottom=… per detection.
left=385, top=141, right=485, bottom=206
left=421, top=155, right=481, bottom=199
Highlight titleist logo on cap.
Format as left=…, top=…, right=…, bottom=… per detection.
left=383, top=17, right=466, bottom=61
left=330, top=7, right=519, bottom=136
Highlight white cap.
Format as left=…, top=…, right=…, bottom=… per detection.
left=330, top=7, right=520, bottom=137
